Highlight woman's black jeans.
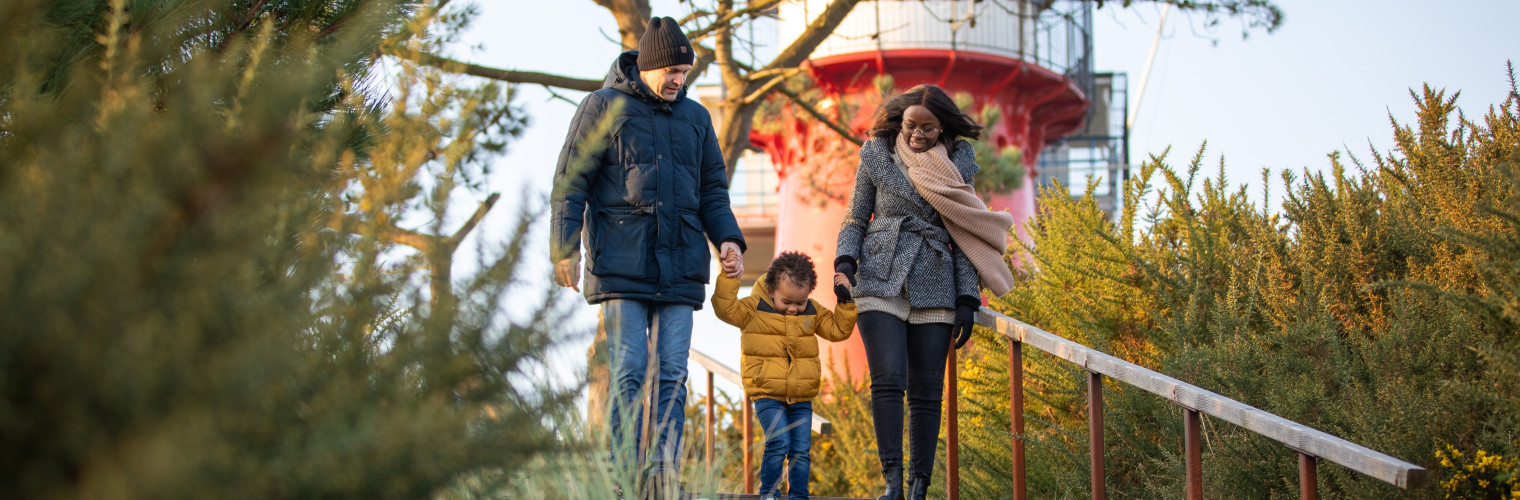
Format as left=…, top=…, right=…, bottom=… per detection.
left=858, top=311, right=952, bottom=478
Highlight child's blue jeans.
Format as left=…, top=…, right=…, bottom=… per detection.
left=754, top=398, right=812, bottom=499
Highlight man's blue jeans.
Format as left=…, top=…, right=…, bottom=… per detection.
left=604, top=299, right=693, bottom=472
left=754, top=398, right=812, bottom=500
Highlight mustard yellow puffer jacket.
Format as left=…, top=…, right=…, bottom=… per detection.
left=711, top=272, right=856, bottom=403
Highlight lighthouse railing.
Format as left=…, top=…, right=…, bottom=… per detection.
left=781, top=0, right=1092, bottom=75
left=942, top=307, right=1427, bottom=500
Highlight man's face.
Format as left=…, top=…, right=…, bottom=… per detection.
left=639, top=64, right=692, bottom=101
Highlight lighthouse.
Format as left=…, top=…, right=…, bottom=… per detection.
left=736, top=0, right=1098, bottom=383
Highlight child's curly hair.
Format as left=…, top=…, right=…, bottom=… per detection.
left=764, top=251, right=817, bottom=292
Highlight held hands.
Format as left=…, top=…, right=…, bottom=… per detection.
left=719, top=241, right=744, bottom=279
left=952, top=295, right=980, bottom=349
left=559, top=242, right=740, bottom=290
left=834, top=261, right=857, bottom=304
left=555, top=256, right=581, bottom=292
left=833, top=272, right=854, bottom=303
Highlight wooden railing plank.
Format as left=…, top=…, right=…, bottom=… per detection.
left=690, top=349, right=742, bottom=386
left=974, top=308, right=1425, bottom=489
left=689, top=348, right=833, bottom=436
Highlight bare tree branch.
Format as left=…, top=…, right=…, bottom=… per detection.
left=747, top=66, right=799, bottom=81
left=742, top=69, right=803, bottom=105
left=713, top=0, right=738, bottom=81
left=415, top=52, right=602, bottom=92
left=1102, top=0, right=1284, bottom=34
left=592, top=0, right=653, bottom=50
left=331, top=193, right=498, bottom=255
left=445, top=193, right=501, bottom=248
left=686, top=0, right=781, bottom=43
left=690, top=47, right=716, bottom=86
left=541, top=85, right=582, bottom=106
left=712, top=0, right=863, bottom=180
left=764, top=0, right=862, bottom=71
left=329, top=213, right=439, bottom=254
left=385, top=226, right=437, bottom=254
left=418, top=0, right=865, bottom=183
left=678, top=9, right=717, bottom=26
left=776, top=85, right=863, bottom=147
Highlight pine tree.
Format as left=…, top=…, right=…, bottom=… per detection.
left=957, top=69, right=1520, bottom=498
left=0, top=1, right=579, bottom=497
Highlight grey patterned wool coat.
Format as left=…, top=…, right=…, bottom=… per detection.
left=836, top=137, right=980, bottom=308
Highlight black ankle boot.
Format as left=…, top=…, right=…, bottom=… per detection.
left=876, top=461, right=904, bottom=500
left=906, top=473, right=930, bottom=500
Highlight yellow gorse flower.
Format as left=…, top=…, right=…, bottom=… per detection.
left=1437, top=443, right=1520, bottom=499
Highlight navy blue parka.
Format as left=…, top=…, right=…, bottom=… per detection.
left=550, top=51, right=745, bottom=309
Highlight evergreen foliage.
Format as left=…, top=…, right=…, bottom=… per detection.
left=0, top=1, right=578, bottom=497
left=808, top=359, right=892, bottom=498
left=954, top=71, right=1520, bottom=498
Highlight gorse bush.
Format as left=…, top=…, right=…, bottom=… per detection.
left=0, top=1, right=579, bottom=498
left=808, top=358, right=894, bottom=498
left=955, top=70, right=1520, bottom=499
left=1435, top=444, right=1520, bottom=499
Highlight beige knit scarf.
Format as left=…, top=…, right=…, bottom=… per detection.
left=895, top=132, right=1016, bottom=296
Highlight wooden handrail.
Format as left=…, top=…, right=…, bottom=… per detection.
left=690, top=349, right=742, bottom=386
left=974, top=308, right=1426, bottom=489
left=689, top=348, right=833, bottom=435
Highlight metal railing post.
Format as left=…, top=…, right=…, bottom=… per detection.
left=1089, top=371, right=1106, bottom=500
left=947, top=341, right=960, bottom=500
left=705, top=371, right=715, bottom=475
left=1299, top=453, right=1319, bottom=500
left=1011, top=341, right=1026, bottom=500
left=1185, top=409, right=1202, bottom=500
left=743, top=395, right=753, bottom=495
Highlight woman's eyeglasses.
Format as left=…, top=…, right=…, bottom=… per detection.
left=903, top=124, right=940, bottom=137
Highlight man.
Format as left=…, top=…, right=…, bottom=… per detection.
left=550, top=16, right=745, bottom=488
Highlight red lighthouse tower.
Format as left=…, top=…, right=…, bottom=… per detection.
left=746, top=0, right=1095, bottom=383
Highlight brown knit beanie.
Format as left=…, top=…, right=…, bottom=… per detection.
left=636, top=17, right=694, bottom=70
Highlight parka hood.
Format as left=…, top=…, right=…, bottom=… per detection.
left=603, top=50, right=689, bottom=105
left=750, top=272, right=776, bottom=309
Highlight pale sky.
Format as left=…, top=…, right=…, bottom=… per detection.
left=450, top=0, right=1520, bottom=399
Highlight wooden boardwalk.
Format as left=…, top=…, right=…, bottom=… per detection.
left=685, top=306, right=1425, bottom=500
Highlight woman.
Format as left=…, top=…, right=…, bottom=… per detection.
left=834, top=84, right=1015, bottom=500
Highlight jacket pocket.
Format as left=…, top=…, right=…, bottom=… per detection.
left=622, top=162, right=656, bottom=204
left=861, top=224, right=900, bottom=281
left=588, top=207, right=652, bottom=279
left=671, top=120, right=705, bottom=171
left=679, top=212, right=711, bottom=282
left=611, top=117, right=653, bottom=166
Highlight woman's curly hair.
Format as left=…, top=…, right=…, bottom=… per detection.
left=764, top=251, right=817, bottom=292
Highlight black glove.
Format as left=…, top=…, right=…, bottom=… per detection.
left=835, top=282, right=853, bottom=304
left=953, top=295, right=980, bottom=349
left=834, top=259, right=857, bottom=304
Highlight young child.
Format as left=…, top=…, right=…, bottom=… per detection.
left=712, top=251, right=856, bottom=500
